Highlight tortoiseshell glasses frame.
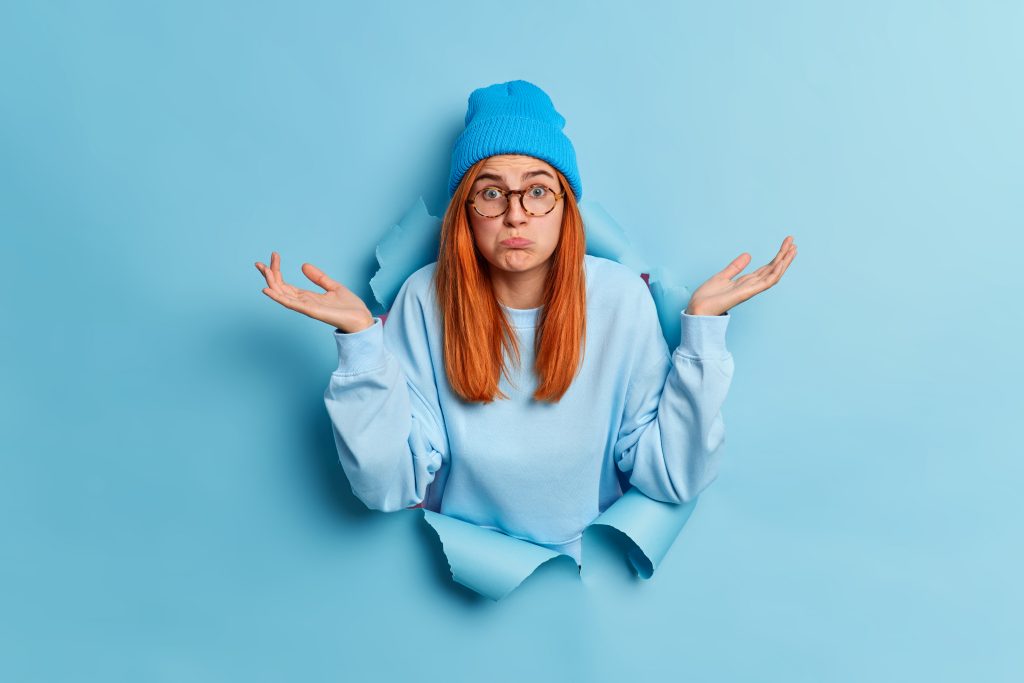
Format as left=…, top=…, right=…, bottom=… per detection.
left=465, top=184, right=566, bottom=218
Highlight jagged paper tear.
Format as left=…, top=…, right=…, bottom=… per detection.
left=368, top=197, right=442, bottom=317
left=366, top=196, right=704, bottom=601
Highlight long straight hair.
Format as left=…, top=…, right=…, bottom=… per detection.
left=434, top=158, right=587, bottom=404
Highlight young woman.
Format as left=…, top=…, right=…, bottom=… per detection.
left=255, top=80, right=796, bottom=564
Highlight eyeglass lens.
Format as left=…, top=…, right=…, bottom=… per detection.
left=474, top=186, right=557, bottom=217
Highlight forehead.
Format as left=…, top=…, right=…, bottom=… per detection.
left=477, top=154, right=556, bottom=176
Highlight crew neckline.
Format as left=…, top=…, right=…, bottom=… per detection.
left=499, top=302, right=542, bottom=329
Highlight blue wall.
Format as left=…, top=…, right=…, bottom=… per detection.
left=2, top=1, right=1021, bottom=680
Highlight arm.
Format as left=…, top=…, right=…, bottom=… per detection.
left=613, top=295, right=734, bottom=505
left=323, top=275, right=448, bottom=512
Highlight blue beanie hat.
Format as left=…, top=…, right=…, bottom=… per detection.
left=448, top=80, right=583, bottom=201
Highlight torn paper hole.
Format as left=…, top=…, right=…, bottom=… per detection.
left=364, top=196, right=702, bottom=601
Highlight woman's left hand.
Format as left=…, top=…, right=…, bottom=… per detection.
left=685, top=235, right=797, bottom=316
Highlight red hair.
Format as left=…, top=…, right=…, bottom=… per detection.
left=434, top=159, right=587, bottom=404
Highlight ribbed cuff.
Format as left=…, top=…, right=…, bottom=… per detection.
left=332, top=317, right=386, bottom=374
left=677, top=311, right=731, bottom=359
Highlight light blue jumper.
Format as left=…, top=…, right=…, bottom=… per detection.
left=324, top=254, right=734, bottom=563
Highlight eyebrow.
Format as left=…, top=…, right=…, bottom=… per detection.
left=474, top=169, right=556, bottom=185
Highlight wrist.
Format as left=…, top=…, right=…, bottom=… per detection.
left=337, top=315, right=376, bottom=334
left=686, top=306, right=716, bottom=316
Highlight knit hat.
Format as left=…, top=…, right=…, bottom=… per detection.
left=448, top=80, right=583, bottom=201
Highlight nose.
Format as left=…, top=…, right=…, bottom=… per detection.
left=503, top=193, right=528, bottom=227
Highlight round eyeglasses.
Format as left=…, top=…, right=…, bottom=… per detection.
left=466, top=184, right=565, bottom=218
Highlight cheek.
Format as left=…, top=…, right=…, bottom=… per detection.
left=470, top=221, right=499, bottom=254
left=541, top=214, right=563, bottom=246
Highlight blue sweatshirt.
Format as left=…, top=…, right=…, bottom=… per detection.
left=324, top=254, right=734, bottom=564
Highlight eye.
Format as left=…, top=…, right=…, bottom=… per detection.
left=528, top=185, right=548, bottom=198
left=481, top=188, right=503, bottom=200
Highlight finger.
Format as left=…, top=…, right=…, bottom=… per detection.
left=256, top=261, right=297, bottom=296
left=774, top=243, right=797, bottom=280
left=765, top=236, right=794, bottom=268
left=735, top=255, right=785, bottom=295
left=268, top=252, right=306, bottom=296
left=258, top=256, right=281, bottom=291
left=757, top=243, right=797, bottom=289
left=770, top=243, right=796, bottom=278
left=757, top=240, right=797, bottom=280
left=255, top=262, right=280, bottom=292
left=302, top=263, right=342, bottom=292
left=270, top=251, right=293, bottom=292
left=271, top=251, right=285, bottom=289
left=736, top=248, right=785, bottom=283
left=733, top=271, right=764, bottom=288
left=279, top=278, right=302, bottom=297
left=737, top=262, right=772, bottom=282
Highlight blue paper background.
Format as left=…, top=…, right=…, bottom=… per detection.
left=2, top=1, right=1021, bottom=680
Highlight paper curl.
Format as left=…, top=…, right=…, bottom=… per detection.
left=365, top=195, right=703, bottom=601
left=368, top=197, right=441, bottom=315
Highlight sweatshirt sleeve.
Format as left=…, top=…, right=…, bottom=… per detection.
left=612, top=290, right=735, bottom=504
left=323, top=275, right=448, bottom=512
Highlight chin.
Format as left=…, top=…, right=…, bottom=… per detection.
left=496, top=250, right=545, bottom=271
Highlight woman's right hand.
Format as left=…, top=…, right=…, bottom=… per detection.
left=255, top=251, right=375, bottom=333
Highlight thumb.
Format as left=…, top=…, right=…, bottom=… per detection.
left=719, top=252, right=751, bottom=280
left=302, top=263, right=342, bottom=292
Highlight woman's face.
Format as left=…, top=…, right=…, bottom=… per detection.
left=467, top=154, right=565, bottom=276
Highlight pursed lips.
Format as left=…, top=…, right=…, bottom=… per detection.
left=500, top=237, right=533, bottom=247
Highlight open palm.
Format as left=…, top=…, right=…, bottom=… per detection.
left=685, top=236, right=798, bottom=316
left=255, top=251, right=375, bottom=333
